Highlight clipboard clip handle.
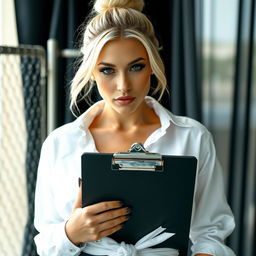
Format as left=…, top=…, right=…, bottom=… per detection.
left=129, top=142, right=148, bottom=153
left=112, top=142, right=163, bottom=172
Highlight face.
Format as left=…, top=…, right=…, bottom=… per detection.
left=92, top=38, right=152, bottom=116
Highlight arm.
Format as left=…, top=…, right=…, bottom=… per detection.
left=34, top=137, right=83, bottom=256
left=190, top=132, right=236, bottom=256
left=34, top=136, right=129, bottom=255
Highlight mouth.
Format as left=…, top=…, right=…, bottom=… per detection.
left=114, top=96, right=136, bottom=105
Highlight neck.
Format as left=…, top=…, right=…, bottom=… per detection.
left=92, top=101, right=158, bottom=131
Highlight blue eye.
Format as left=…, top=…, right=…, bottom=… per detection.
left=130, top=63, right=146, bottom=72
left=99, top=67, right=115, bottom=75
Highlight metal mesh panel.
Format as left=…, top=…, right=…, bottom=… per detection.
left=0, top=46, right=46, bottom=256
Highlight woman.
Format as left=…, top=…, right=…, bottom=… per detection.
left=34, top=0, right=236, bottom=255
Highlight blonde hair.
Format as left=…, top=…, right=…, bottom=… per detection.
left=70, top=0, right=167, bottom=112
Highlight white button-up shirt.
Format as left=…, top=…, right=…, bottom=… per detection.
left=34, top=96, right=235, bottom=256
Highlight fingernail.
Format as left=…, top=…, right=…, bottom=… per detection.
left=78, top=178, right=82, bottom=187
left=126, top=207, right=131, bottom=214
left=125, top=215, right=130, bottom=220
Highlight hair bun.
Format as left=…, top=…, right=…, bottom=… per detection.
left=94, top=0, right=144, bottom=13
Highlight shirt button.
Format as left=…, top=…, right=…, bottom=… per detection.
left=69, top=248, right=76, bottom=252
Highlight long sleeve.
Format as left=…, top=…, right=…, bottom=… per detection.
left=34, top=136, right=85, bottom=256
left=190, top=133, right=235, bottom=256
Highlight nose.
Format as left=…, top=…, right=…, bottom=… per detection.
left=116, top=72, right=131, bottom=93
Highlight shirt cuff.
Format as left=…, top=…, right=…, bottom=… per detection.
left=60, top=221, right=87, bottom=255
left=191, top=241, right=236, bottom=256
left=191, top=242, right=216, bottom=256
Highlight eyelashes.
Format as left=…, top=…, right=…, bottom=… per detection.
left=99, top=63, right=146, bottom=75
left=130, top=63, right=146, bottom=71
left=99, top=67, right=114, bottom=75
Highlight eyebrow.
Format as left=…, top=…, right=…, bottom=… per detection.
left=98, top=57, right=146, bottom=67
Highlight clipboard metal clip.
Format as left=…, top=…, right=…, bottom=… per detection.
left=112, top=142, right=163, bottom=172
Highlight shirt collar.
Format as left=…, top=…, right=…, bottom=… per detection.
left=77, top=100, right=105, bottom=132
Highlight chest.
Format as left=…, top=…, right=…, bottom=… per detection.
left=89, top=124, right=161, bottom=153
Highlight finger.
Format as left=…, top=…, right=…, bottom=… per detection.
left=81, top=206, right=130, bottom=229
left=96, top=206, right=130, bottom=223
left=97, top=215, right=129, bottom=231
left=83, top=201, right=123, bottom=215
left=72, top=181, right=82, bottom=211
left=97, top=224, right=123, bottom=239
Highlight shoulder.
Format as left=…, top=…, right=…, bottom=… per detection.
left=171, top=113, right=211, bottom=136
left=42, top=118, right=84, bottom=152
left=47, top=121, right=79, bottom=140
left=158, top=106, right=211, bottom=139
left=147, top=97, right=210, bottom=135
left=169, top=113, right=215, bottom=156
left=147, top=96, right=213, bottom=145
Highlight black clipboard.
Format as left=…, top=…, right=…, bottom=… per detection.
left=81, top=143, right=197, bottom=256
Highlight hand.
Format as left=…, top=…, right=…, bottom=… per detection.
left=65, top=182, right=130, bottom=246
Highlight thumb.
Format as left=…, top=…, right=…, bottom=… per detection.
left=72, top=178, right=82, bottom=211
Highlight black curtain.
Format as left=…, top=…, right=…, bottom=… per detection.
left=14, top=1, right=202, bottom=255
left=169, top=0, right=202, bottom=121
left=227, top=0, right=256, bottom=255
left=144, top=0, right=202, bottom=121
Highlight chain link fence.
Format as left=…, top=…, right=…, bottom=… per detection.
left=0, top=45, right=46, bottom=256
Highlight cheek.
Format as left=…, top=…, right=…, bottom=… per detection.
left=96, top=80, right=113, bottom=98
left=137, top=74, right=151, bottom=91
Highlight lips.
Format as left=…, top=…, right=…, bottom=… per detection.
left=114, top=96, right=135, bottom=105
